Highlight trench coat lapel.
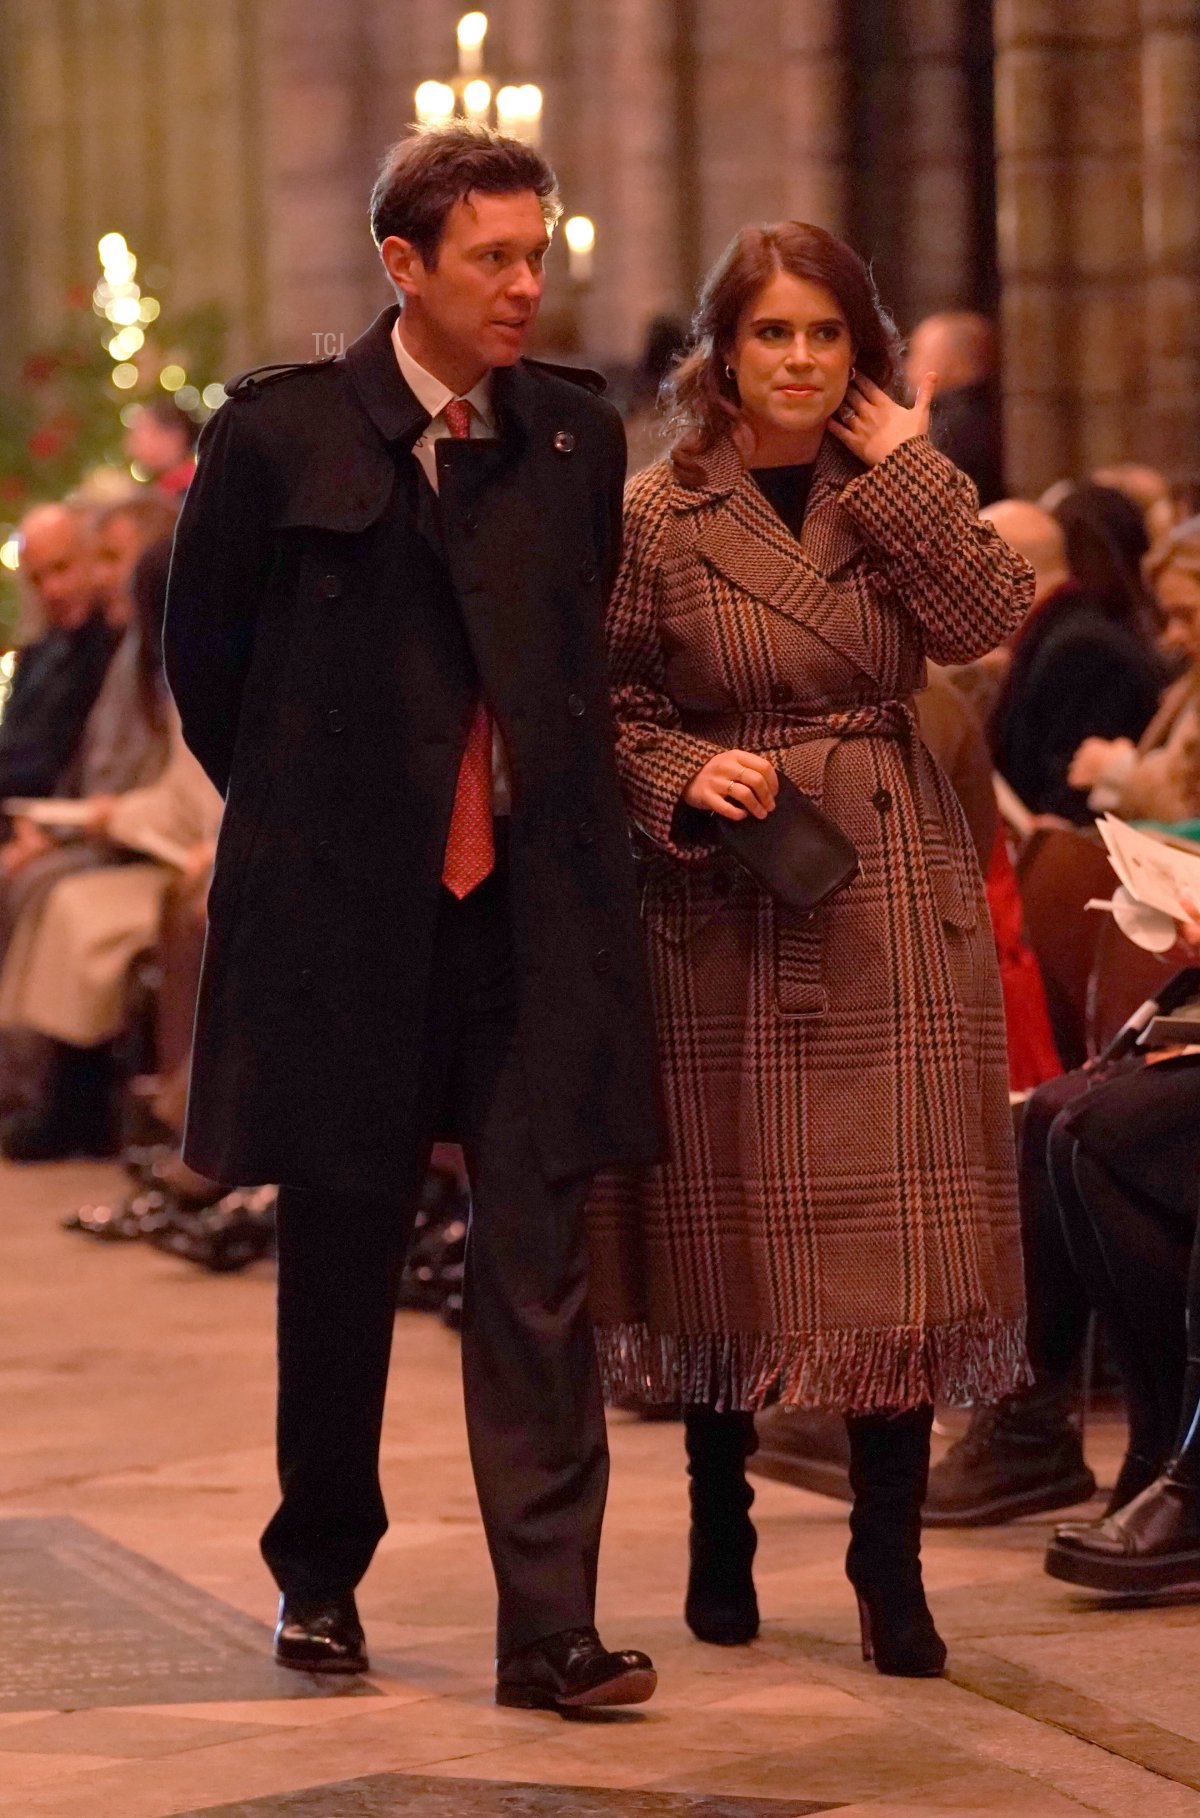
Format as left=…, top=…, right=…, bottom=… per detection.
left=688, top=432, right=877, bottom=679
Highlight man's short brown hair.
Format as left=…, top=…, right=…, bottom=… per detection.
left=369, top=123, right=561, bottom=266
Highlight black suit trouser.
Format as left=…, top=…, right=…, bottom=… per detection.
left=260, top=860, right=609, bottom=1655
left=1048, top=1054, right=1200, bottom=1471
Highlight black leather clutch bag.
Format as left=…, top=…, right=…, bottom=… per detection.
left=714, top=773, right=859, bottom=913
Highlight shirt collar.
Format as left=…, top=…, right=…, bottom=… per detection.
left=391, top=318, right=495, bottom=433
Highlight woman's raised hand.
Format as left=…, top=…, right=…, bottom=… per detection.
left=829, top=372, right=936, bottom=468
left=683, top=749, right=779, bottom=821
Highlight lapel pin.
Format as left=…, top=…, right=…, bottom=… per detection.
left=553, top=430, right=576, bottom=455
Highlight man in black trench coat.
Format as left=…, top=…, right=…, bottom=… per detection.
left=164, top=125, right=662, bottom=1713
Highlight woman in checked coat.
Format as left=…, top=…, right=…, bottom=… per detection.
left=589, top=223, right=1035, bottom=1676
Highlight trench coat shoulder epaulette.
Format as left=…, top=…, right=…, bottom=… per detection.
left=224, top=356, right=339, bottom=401
left=522, top=357, right=607, bottom=395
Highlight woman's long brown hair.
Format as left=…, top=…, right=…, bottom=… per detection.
left=667, top=221, right=901, bottom=486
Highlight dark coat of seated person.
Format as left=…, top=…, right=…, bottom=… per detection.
left=991, top=484, right=1164, bottom=822
left=0, top=503, right=116, bottom=807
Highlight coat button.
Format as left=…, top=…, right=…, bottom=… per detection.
left=463, top=511, right=480, bottom=533
left=319, top=573, right=342, bottom=600
left=593, top=947, right=613, bottom=975
left=554, top=430, right=576, bottom=455
left=567, top=692, right=586, bottom=718
left=576, top=821, right=595, bottom=848
left=580, top=561, right=598, bottom=584
left=298, top=968, right=315, bottom=991
left=872, top=787, right=893, bottom=812
left=326, top=708, right=346, bottom=734
left=314, top=838, right=334, bottom=868
left=771, top=681, right=795, bottom=706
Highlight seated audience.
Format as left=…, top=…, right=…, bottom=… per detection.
left=991, top=484, right=1163, bottom=822
left=1046, top=1112, right=1200, bottom=1596
left=1069, top=516, right=1200, bottom=823
left=122, top=398, right=197, bottom=497
left=905, top=310, right=1003, bottom=505
left=925, top=934, right=1200, bottom=1526
left=0, top=537, right=177, bottom=1158
left=90, top=494, right=179, bottom=631
left=1092, top=462, right=1177, bottom=545
left=0, top=504, right=114, bottom=805
left=938, top=499, right=1071, bottom=727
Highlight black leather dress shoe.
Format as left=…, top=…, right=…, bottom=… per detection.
left=273, top=1594, right=369, bottom=1673
left=496, top=1626, right=656, bottom=1714
left=1045, top=1473, right=1200, bottom=1595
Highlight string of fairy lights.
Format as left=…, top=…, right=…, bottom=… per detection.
left=96, top=231, right=225, bottom=421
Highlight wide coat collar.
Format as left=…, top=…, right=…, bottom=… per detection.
left=677, top=431, right=877, bottom=678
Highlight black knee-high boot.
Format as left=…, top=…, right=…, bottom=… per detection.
left=683, top=1407, right=760, bottom=1645
left=844, top=1405, right=946, bottom=1677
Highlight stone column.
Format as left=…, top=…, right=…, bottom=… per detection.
left=778, top=1, right=852, bottom=235
left=693, top=0, right=788, bottom=267
left=994, top=0, right=1143, bottom=496
left=1140, top=0, right=1200, bottom=479
left=892, top=0, right=976, bottom=327
left=565, top=0, right=684, bottom=362
left=258, top=0, right=383, bottom=361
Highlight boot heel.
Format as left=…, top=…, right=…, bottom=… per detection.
left=855, top=1591, right=873, bottom=1662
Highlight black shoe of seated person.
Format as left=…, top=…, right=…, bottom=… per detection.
left=0, top=1040, right=118, bottom=1163
left=922, top=1380, right=1096, bottom=1527
left=1045, top=1471, right=1200, bottom=1596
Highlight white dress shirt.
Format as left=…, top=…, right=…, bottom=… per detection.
left=391, top=319, right=511, bottom=815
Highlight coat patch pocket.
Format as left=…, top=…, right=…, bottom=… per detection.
left=641, top=864, right=742, bottom=948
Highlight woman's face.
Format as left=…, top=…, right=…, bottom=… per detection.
left=728, top=271, right=854, bottom=459
left=1157, top=565, right=1200, bottom=667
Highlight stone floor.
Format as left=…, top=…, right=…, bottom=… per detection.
left=2, top=1158, right=1200, bottom=1818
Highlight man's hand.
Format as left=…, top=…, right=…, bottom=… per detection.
left=829, top=372, right=936, bottom=467
left=683, top=750, right=779, bottom=821
left=81, top=794, right=120, bottom=836
left=0, top=816, right=52, bottom=877
left=1171, top=893, right=1200, bottom=963
left=1068, top=737, right=1133, bottom=791
left=179, top=838, right=217, bottom=889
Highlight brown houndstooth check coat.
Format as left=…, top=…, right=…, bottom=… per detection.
left=587, top=431, right=1036, bottom=1413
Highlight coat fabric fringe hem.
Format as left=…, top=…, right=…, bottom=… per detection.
left=595, top=1317, right=1031, bottom=1414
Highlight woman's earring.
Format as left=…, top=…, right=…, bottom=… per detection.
left=849, top=365, right=857, bottom=382
left=724, top=364, right=736, bottom=382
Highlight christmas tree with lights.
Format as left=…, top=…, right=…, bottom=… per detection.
left=0, top=234, right=226, bottom=643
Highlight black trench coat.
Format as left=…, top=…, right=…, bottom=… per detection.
left=164, top=306, right=661, bottom=1195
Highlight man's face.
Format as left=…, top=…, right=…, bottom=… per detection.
left=20, top=512, right=94, bottom=629
left=384, top=191, right=550, bottom=385
left=92, top=511, right=146, bottom=616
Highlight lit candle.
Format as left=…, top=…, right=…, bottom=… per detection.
left=414, top=80, right=456, bottom=128
left=498, top=83, right=543, bottom=144
left=463, top=78, right=492, bottom=122
left=457, top=12, right=488, bottom=76
left=564, top=215, right=596, bottom=285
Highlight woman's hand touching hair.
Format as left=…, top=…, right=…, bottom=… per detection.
left=829, top=372, right=936, bottom=468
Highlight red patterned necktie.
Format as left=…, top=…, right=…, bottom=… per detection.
left=440, top=397, right=495, bottom=899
